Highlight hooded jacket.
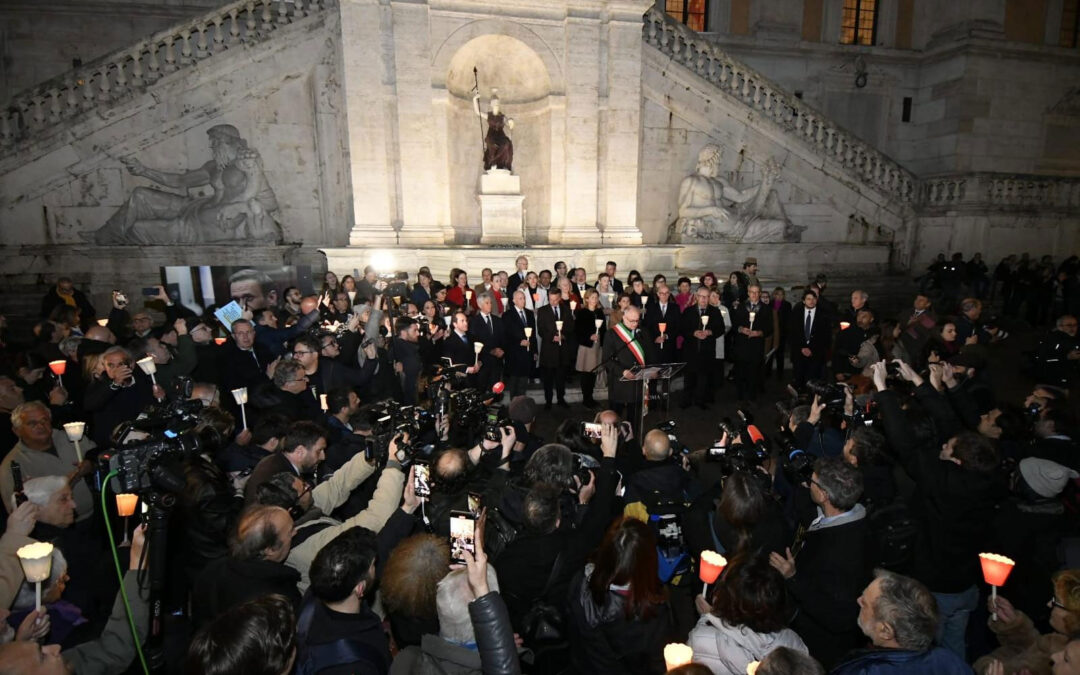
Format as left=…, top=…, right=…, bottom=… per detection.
left=688, top=613, right=808, bottom=675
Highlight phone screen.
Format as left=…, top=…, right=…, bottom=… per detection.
left=449, top=511, right=477, bottom=564
left=413, top=462, right=431, bottom=499
left=582, top=422, right=602, bottom=439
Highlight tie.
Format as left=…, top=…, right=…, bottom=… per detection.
left=461, top=334, right=468, bottom=345
left=519, top=310, right=526, bottom=325
left=804, top=310, right=812, bottom=341
left=485, top=315, right=492, bottom=333
left=554, top=306, right=560, bottom=321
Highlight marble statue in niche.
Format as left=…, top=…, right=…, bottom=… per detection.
left=84, top=124, right=282, bottom=245
left=671, top=144, right=803, bottom=243
left=473, top=88, right=514, bottom=171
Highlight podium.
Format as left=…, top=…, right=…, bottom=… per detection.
left=620, top=362, right=685, bottom=438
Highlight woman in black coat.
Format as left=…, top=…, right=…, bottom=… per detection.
left=566, top=517, right=672, bottom=675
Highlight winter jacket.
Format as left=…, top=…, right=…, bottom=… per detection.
left=689, top=613, right=807, bottom=675
left=830, top=646, right=974, bottom=674
left=190, top=556, right=301, bottom=630
left=286, top=464, right=405, bottom=592
left=971, top=608, right=1068, bottom=675
left=566, top=565, right=672, bottom=675
left=389, top=591, right=521, bottom=675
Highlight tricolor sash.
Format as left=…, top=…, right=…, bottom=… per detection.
left=613, top=322, right=646, bottom=366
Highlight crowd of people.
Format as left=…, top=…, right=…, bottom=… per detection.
left=0, top=251, right=1076, bottom=675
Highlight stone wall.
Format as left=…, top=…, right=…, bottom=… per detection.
left=0, top=6, right=351, bottom=248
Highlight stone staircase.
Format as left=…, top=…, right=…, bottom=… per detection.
left=0, top=0, right=332, bottom=153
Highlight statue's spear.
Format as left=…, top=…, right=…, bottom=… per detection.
left=473, top=67, right=485, bottom=164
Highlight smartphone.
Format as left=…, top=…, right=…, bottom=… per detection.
left=449, top=510, right=477, bottom=565
left=142, top=287, right=159, bottom=296
left=581, top=422, right=602, bottom=439
left=413, top=462, right=431, bottom=499
left=467, top=492, right=482, bottom=514
left=11, top=461, right=27, bottom=507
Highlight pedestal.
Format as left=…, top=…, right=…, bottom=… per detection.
left=479, top=169, right=525, bottom=245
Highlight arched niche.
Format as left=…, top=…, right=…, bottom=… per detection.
left=437, top=27, right=558, bottom=243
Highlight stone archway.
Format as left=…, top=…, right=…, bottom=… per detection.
left=439, top=30, right=557, bottom=243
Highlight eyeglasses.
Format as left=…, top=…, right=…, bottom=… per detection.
left=321, top=342, right=338, bottom=350
left=1050, top=596, right=1068, bottom=610
left=292, top=350, right=315, bottom=356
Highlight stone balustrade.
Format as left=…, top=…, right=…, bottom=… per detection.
left=921, top=173, right=1080, bottom=209
left=0, top=0, right=329, bottom=149
left=643, top=6, right=918, bottom=204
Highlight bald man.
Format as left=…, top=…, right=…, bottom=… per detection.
left=622, top=427, right=694, bottom=513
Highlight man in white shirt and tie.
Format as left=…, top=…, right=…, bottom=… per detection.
left=789, top=289, right=830, bottom=389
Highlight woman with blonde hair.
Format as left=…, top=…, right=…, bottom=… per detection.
left=575, top=289, right=606, bottom=409
left=975, top=569, right=1080, bottom=675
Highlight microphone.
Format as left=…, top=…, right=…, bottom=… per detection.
left=492, top=382, right=505, bottom=395
left=746, top=425, right=765, bottom=445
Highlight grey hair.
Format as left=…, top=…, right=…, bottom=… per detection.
left=513, top=289, right=527, bottom=302
left=12, top=548, right=68, bottom=611
left=272, top=360, right=305, bottom=388
left=757, top=646, right=825, bottom=675
left=11, top=401, right=50, bottom=431
left=853, top=290, right=869, bottom=301
left=873, top=569, right=939, bottom=651
left=23, top=476, right=68, bottom=507
left=58, top=336, right=82, bottom=359
left=1057, top=315, right=1077, bottom=330
left=812, top=457, right=864, bottom=511
left=477, top=292, right=495, bottom=308
left=435, top=566, right=499, bottom=644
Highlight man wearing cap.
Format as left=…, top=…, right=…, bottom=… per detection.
left=86, top=124, right=280, bottom=245
left=742, top=257, right=759, bottom=288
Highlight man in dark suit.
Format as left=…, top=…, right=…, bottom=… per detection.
left=603, top=305, right=652, bottom=431
left=442, top=310, right=482, bottom=388
left=506, top=255, right=530, bottom=295
left=536, top=287, right=575, bottom=409
left=502, top=289, right=537, bottom=398
left=679, top=287, right=725, bottom=409
left=789, top=289, right=831, bottom=389
left=468, top=292, right=505, bottom=393
left=604, top=261, right=625, bottom=295
left=219, top=319, right=273, bottom=396
left=731, top=284, right=773, bottom=402
left=572, top=268, right=592, bottom=300
left=642, top=283, right=681, bottom=364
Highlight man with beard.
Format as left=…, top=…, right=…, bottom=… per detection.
left=296, top=527, right=392, bottom=674
left=86, top=124, right=281, bottom=244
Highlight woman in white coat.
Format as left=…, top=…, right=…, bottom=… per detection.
left=689, top=556, right=808, bottom=675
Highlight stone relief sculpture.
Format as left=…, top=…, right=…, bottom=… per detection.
left=472, top=88, right=514, bottom=172
left=670, top=144, right=803, bottom=243
left=84, top=124, right=282, bottom=245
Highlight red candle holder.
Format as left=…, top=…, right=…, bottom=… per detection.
left=48, top=360, right=66, bottom=376
left=979, top=552, right=1015, bottom=587
left=214, top=337, right=226, bottom=346
left=699, top=550, right=727, bottom=597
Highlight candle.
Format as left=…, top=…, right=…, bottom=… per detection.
left=465, top=290, right=473, bottom=301
left=96, top=318, right=109, bottom=327
left=701, top=315, right=710, bottom=328
left=16, top=542, right=53, bottom=611
left=839, top=321, right=851, bottom=330
left=320, top=394, right=329, bottom=411
left=605, top=292, right=614, bottom=306
left=699, top=550, right=727, bottom=596
left=748, top=311, right=756, bottom=328
left=524, top=326, right=533, bottom=350
left=570, top=301, right=577, bottom=312
left=658, top=322, right=667, bottom=335
left=747, top=662, right=760, bottom=675
left=555, top=320, right=563, bottom=334
left=663, top=643, right=694, bottom=671
left=594, top=318, right=604, bottom=334
left=980, top=552, right=1016, bottom=621
left=136, top=356, right=158, bottom=385
left=444, top=315, right=452, bottom=327
left=347, top=290, right=356, bottom=304
left=231, top=387, right=249, bottom=429
left=501, top=297, right=509, bottom=309
left=473, top=341, right=484, bottom=367
left=63, top=422, right=86, bottom=462
left=214, top=337, right=226, bottom=346
left=49, top=360, right=66, bottom=376
left=642, top=296, right=649, bottom=306
left=115, top=493, right=138, bottom=517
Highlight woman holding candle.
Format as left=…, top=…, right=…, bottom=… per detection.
left=445, top=269, right=474, bottom=315
left=973, top=569, right=1080, bottom=675
left=689, top=555, right=808, bottom=675
left=566, top=517, right=670, bottom=675
left=574, top=290, right=607, bottom=410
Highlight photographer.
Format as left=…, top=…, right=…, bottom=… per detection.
left=956, top=298, right=1003, bottom=346
left=495, top=422, right=618, bottom=639
left=871, top=360, right=1007, bottom=659
left=291, top=334, right=378, bottom=400
left=83, top=345, right=162, bottom=449
left=128, top=317, right=197, bottom=391
left=390, top=317, right=423, bottom=405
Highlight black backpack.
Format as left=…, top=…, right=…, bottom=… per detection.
left=867, top=501, right=920, bottom=574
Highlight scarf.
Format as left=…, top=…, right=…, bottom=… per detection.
left=612, top=322, right=645, bottom=366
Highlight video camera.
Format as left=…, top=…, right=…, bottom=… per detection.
left=106, top=376, right=204, bottom=495
left=656, top=419, right=691, bottom=456
left=708, top=410, right=769, bottom=477
left=363, top=399, right=437, bottom=466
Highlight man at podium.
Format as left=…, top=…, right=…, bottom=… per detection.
left=603, top=305, right=654, bottom=429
